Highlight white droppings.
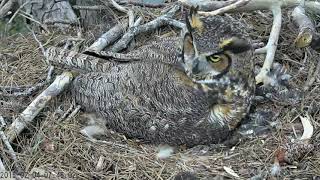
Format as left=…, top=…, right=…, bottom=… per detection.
left=270, top=162, right=281, bottom=177
left=150, top=126, right=156, bottom=131
left=156, top=145, right=174, bottom=159
left=80, top=125, right=106, bottom=139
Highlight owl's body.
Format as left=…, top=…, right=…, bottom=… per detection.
left=73, top=63, right=232, bottom=146
left=53, top=11, right=255, bottom=147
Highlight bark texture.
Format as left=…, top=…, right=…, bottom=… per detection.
left=18, top=0, right=77, bottom=26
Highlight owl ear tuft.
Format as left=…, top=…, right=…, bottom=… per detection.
left=185, top=9, right=193, bottom=33
left=186, top=6, right=204, bottom=33
left=182, top=32, right=196, bottom=63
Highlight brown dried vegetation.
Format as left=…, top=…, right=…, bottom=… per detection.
left=0, top=3, right=319, bottom=179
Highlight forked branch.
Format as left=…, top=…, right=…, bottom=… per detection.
left=255, top=5, right=282, bottom=84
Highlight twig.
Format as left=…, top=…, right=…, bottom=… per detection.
left=128, top=10, right=135, bottom=28
left=198, top=0, right=251, bottom=16
left=7, top=0, right=29, bottom=24
left=0, top=24, right=54, bottom=97
left=0, top=131, right=17, bottom=161
left=92, top=0, right=165, bottom=8
left=26, top=25, right=47, bottom=63
left=110, top=5, right=180, bottom=52
left=95, top=0, right=136, bottom=51
left=102, top=0, right=135, bottom=28
left=255, top=5, right=282, bottom=84
left=0, top=116, right=6, bottom=127
left=118, top=0, right=165, bottom=8
left=96, top=155, right=105, bottom=171
left=0, top=116, right=17, bottom=163
left=108, top=0, right=128, bottom=13
left=18, top=11, right=49, bottom=32
left=127, top=16, right=142, bottom=50
left=57, top=104, right=74, bottom=122
left=84, top=137, right=138, bottom=153
left=0, top=116, right=6, bottom=172
left=72, top=5, right=109, bottom=10
left=304, top=54, right=320, bottom=91
left=64, top=105, right=81, bottom=122
left=87, top=2, right=180, bottom=53
left=0, top=66, right=54, bottom=96
left=5, top=72, right=73, bottom=142
left=0, top=158, right=5, bottom=172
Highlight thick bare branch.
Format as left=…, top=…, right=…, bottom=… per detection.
left=5, top=72, right=73, bottom=142
left=179, top=0, right=320, bottom=14
left=178, top=0, right=238, bottom=11
left=110, top=5, right=181, bottom=52
left=198, top=0, right=251, bottom=16
left=86, top=20, right=128, bottom=52
left=292, top=5, right=316, bottom=48
left=255, top=5, right=282, bottom=84
left=111, top=17, right=143, bottom=52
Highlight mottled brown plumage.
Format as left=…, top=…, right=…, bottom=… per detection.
left=51, top=9, right=256, bottom=147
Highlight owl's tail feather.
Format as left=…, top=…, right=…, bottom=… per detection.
left=45, top=46, right=121, bottom=73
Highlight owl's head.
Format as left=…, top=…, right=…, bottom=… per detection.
left=180, top=7, right=254, bottom=84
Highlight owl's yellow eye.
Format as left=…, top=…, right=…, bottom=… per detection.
left=209, top=55, right=221, bottom=62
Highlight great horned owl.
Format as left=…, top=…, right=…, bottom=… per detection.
left=68, top=8, right=256, bottom=147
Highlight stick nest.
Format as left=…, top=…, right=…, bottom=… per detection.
left=0, top=7, right=320, bottom=179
